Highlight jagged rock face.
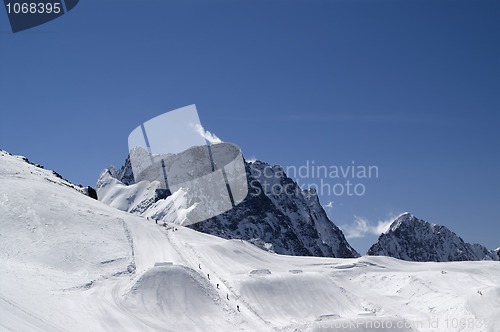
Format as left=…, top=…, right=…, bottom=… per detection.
left=99, top=158, right=359, bottom=258
left=468, top=243, right=497, bottom=261
left=110, top=157, right=135, bottom=186
left=191, top=161, right=359, bottom=258
left=367, top=213, right=497, bottom=262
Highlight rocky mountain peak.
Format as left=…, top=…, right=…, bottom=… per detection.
left=368, top=213, right=498, bottom=262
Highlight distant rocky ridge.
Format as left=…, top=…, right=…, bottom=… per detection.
left=367, top=213, right=498, bottom=262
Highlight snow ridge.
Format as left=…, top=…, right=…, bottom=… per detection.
left=0, top=149, right=97, bottom=200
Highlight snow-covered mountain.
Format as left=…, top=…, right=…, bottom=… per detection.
left=3, top=149, right=500, bottom=331
left=367, top=213, right=499, bottom=262
left=97, top=156, right=359, bottom=258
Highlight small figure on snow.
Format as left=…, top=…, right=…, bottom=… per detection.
left=227, top=293, right=229, bottom=300
left=237, top=305, right=240, bottom=312
left=199, top=263, right=201, bottom=269
left=216, top=283, right=219, bottom=289
left=207, top=273, right=210, bottom=280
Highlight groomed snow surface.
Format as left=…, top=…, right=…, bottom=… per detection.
left=1, top=150, right=499, bottom=331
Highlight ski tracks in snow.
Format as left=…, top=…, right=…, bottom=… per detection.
left=165, top=230, right=276, bottom=331
left=0, top=293, right=68, bottom=332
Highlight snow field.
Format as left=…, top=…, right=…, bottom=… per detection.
left=1, top=150, right=499, bottom=331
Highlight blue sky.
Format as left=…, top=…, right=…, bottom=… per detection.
left=1, top=0, right=499, bottom=254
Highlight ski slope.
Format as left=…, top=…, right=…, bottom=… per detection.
left=1, top=150, right=500, bottom=331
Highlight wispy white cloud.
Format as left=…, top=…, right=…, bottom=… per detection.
left=192, top=123, right=222, bottom=144
left=341, top=216, right=370, bottom=239
left=373, top=217, right=394, bottom=235
left=340, top=214, right=398, bottom=239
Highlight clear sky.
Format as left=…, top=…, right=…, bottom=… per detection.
left=1, top=0, right=499, bottom=254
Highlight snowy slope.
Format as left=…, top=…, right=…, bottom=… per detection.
left=367, top=213, right=498, bottom=262
left=97, top=157, right=359, bottom=258
left=2, top=150, right=500, bottom=331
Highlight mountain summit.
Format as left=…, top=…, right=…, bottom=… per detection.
left=367, top=212, right=498, bottom=262
left=97, top=156, right=359, bottom=258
